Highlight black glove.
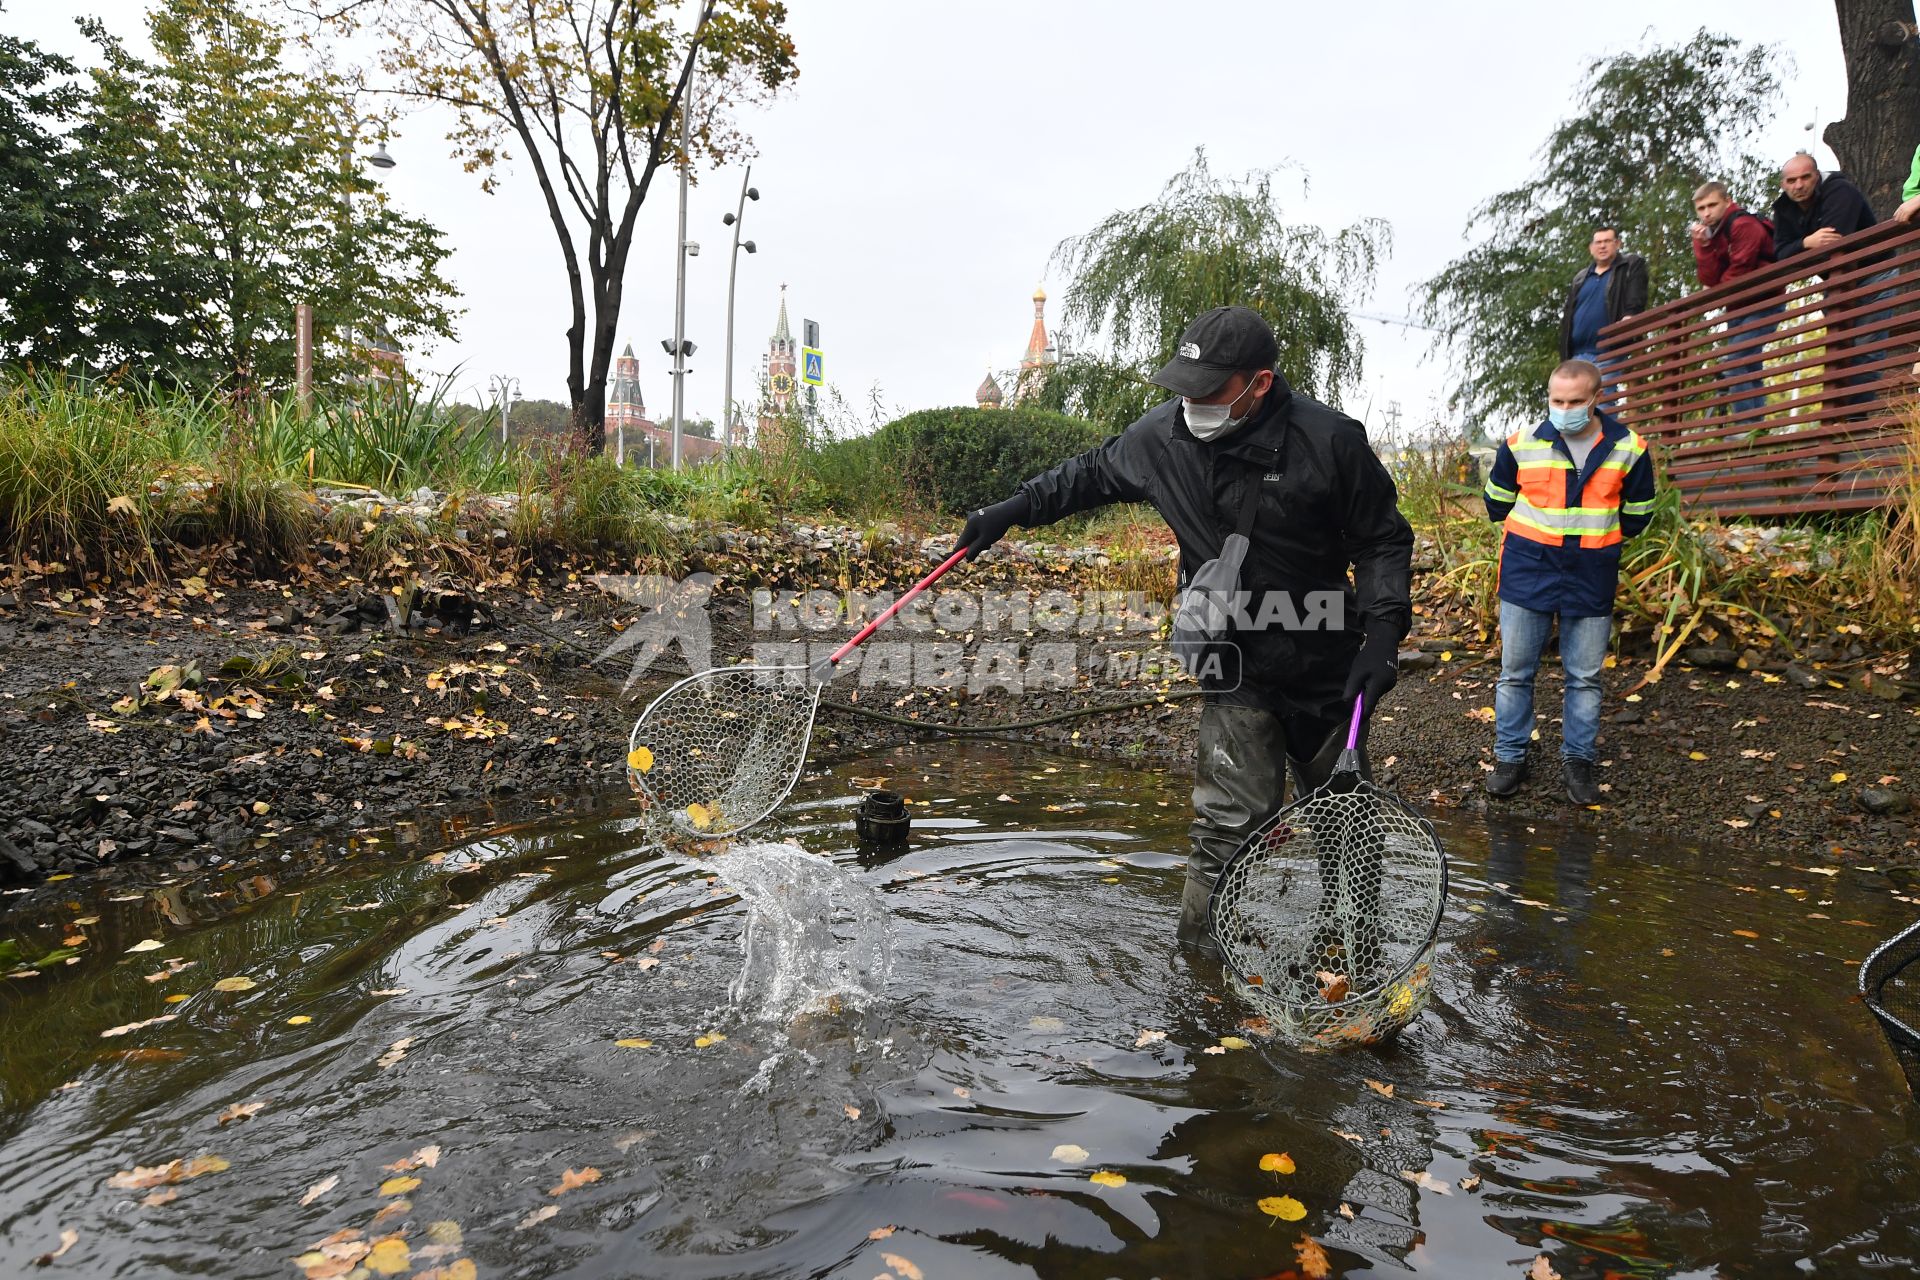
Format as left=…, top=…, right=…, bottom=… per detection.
left=1342, top=621, right=1402, bottom=715
left=951, top=493, right=1032, bottom=561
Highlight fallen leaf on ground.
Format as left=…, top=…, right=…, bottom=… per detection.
left=881, top=1253, right=924, bottom=1280
left=1296, top=1235, right=1333, bottom=1278
left=1088, top=1170, right=1126, bottom=1187
left=1364, top=1078, right=1394, bottom=1098
left=1050, top=1143, right=1089, bottom=1163
left=1258, top=1194, right=1305, bottom=1220
left=216, top=1101, right=264, bottom=1125
left=300, top=1174, right=338, bottom=1206
left=1260, top=1152, right=1295, bottom=1174
left=101, top=1014, right=176, bottom=1038
left=516, top=1205, right=558, bottom=1230
left=1401, top=1169, right=1451, bottom=1195
left=549, top=1166, right=601, bottom=1196
left=1134, top=1029, right=1167, bottom=1048
left=33, top=1228, right=78, bottom=1265
left=1530, top=1255, right=1562, bottom=1280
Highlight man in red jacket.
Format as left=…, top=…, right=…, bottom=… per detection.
left=1691, top=181, right=1777, bottom=416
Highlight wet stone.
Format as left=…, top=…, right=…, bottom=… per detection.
left=1858, top=787, right=1910, bottom=816
left=1684, top=647, right=1739, bottom=670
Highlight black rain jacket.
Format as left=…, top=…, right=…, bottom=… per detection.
left=1017, top=372, right=1413, bottom=718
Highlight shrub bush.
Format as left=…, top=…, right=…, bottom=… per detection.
left=827, top=405, right=1109, bottom=517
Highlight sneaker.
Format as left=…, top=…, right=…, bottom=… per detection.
left=1564, top=757, right=1601, bottom=805
left=1485, top=760, right=1528, bottom=798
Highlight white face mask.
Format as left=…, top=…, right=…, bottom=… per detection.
left=1182, top=377, right=1260, bottom=441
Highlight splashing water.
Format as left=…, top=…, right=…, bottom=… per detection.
left=702, top=841, right=892, bottom=1022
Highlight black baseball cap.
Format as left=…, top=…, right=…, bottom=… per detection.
left=1150, top=306, right=1281, bottom=398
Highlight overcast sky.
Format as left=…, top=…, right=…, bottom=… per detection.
left=17, top=1, right=1851, bottom=438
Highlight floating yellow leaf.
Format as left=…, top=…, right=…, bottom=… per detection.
left=164, top=994, right=189, bottom=1004
left=694, top=1033, right=726, bottom=1048
left=686, top=802, right=713, bottom=830
left=627, top=746, right=654, bottom=773
left=1088, top=1169, right=1126, bottom=1187
left=1259, top=1152, right=1295, bottom=1174
left=126, top=939, right=164, bottom=953
left=614, top=1038, right=653, bottom=1049
left=1218, top=1035, right=1252, bottom=1050
left=1259, top=1194, right=1306, bottom=1220
left=211, top=976, right=257, bottom=993
left=379, top=1175, right=421, bottom=1195
left=287, top=1015, right=313, bottom=1025
left=215, top=1101, right=263, bottom=1125
left=365, top=1236, right=411, bottom=1275
left=1050, top=1143, right=1089, bottom=1163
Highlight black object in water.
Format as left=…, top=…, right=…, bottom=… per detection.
left=855, top=789, right=910, bottom=845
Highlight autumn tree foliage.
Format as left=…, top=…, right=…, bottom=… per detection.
left=314, top=0, right=798, bottom=452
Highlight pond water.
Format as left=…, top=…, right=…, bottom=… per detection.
left=2, top=742, right=1918, bottom=1278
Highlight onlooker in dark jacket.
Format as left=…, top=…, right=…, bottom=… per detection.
left=1691, top=181, right=1777, bottom=416
left=1771, top=153, right=1879, bottom=258
left=1558, top=227, right=1649, bottom=362
left=1773, top=152, right=1891, bottom=406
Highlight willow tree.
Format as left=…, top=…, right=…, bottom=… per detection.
left=1416, top=30, right=1784, bottom=431
left=314, top=0, right=797, bottom=452
left=1029, top=149, right=1390, bottom=428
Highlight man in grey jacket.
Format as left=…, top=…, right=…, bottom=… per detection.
left=951, top=307, right=1414, bottom=954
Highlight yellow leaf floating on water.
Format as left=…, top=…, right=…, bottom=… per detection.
left=1218, top=1036, right=1252, bottom=1050
left=1259, top=1152, right=1295, bottom=1174
left=614, top=1038, right=653, bottom=1049
left=1088, top=1170, right=1126, bottom=1187
left=126, top=939, right=164, bottom=953
left=686, top=802, right=714, bottom=830
left=287, top=1015, right=312, bottom=1025
left=365, top=1236, right=411, bottom=1275
left=212, top=976, right=256, bottom=992
left=379, top=1175, right=421, bottom=1195
left=627, top=746, right=654, bottom=773
left=1258, top=1194, right=1306, bottom=1220
left=694, top=1033, right=726, bottom=1048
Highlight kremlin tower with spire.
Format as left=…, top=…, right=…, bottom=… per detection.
left=758, top=284, right=800, bottom=451
left=974, top=285, right=1055, bottom=407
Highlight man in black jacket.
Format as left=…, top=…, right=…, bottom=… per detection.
left=951, top=307, right=1414, bottom=954
left=1773, top=152, right=1890, bottom=404
left=1558, top=226, right=1649, bottom=362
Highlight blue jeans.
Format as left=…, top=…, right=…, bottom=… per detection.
left=1496, top=601, right=1611, bottom=764
left=1722, top=304, right=1782, bottom=416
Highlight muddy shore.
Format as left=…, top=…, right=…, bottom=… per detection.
left=2, top=545, right=1915, bottom=894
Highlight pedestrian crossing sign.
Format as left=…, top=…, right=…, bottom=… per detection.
left=801, top=347, right=824, bottom=386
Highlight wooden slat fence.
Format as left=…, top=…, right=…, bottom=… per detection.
left=1597, top=219, right=1920, bottom=517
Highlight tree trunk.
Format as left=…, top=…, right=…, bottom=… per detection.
left=1825, top=0, right=1920, bottom=215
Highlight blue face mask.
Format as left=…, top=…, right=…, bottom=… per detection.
left=1547, top=404, right=1593, bottom=434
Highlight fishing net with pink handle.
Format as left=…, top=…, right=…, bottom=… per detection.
left=1210, top=774, right=1447, bottom=1049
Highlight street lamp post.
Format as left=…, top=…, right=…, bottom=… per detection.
left=668, top=73, right=694, bottom=470
left=721, top=167, right=760, bottom=447
left=489, top=375, right=521, bottom=448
